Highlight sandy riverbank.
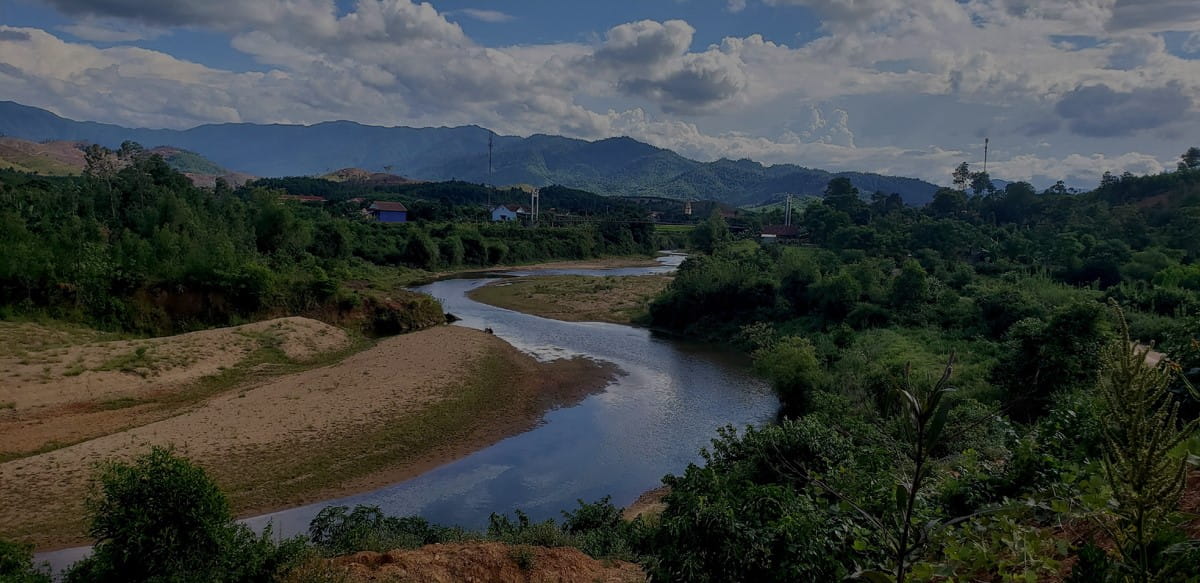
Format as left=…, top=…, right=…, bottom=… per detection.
left=0, top=321, right=616, bottom=550
left=468, top=275, right=672, bottom=324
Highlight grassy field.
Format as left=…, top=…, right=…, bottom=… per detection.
left=468, top=275, right=671, bottom=324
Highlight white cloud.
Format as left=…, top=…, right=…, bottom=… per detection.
left=7, top=0, right=1200, bottom=187
left=454, top=9, right=514, bottom=23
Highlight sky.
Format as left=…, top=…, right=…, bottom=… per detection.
left=1, top=0, right=1200, bottom=187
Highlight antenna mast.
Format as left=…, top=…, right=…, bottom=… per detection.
left=983, top=138, right=989, bottom=175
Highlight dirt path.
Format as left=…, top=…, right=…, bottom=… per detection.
left=0, top=323, right=616, bottom=550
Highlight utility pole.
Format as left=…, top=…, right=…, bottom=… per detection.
left=784, top=194, right=792, bottom=226
left=530, top=187, right=540, bottom=227
left=484, top=131, right=494, bottom=212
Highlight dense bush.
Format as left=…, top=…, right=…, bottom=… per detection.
left=64, top=447, right=306, bottom=583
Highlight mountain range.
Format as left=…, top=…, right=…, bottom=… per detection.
left=0, top=101, right=941, bottom=206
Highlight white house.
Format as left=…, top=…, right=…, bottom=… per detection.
left=491, top=204, right=529, bottom=222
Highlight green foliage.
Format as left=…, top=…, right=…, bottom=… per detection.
left=0, top=539, right=51, bottom=583
left=689, top=210, right=731, bottom=253
left=0, top=158, right=667, bottom=334
left=308, top=506, right=466, bottom=556
left=753, top=336, right=824, bottom=413
left=648, top=420, right=856, bottom=582
left=65, top=446, right=306, bottom=583
left=1094, top=306, right=1198, bottom=582
left=995, top=301, right=1112, bottom=421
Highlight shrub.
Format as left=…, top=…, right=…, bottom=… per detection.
left=308, top=506, right=466, bottom=556
left=0, top=539, right=51, bottom=583
left=65, top=446, right=305, bottom=583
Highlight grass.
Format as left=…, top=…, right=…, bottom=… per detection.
left=468, top=275, right=671, bottom=324
left=95, top=346, right=156, bottom=375
left=0, top=320, right=131, bottom=358
left=177, top=330, right=371, bottom=407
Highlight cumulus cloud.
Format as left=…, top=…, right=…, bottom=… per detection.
left=1054, top=82, right=1194, bottom=137
left=586, top=20, right=749, bottom=113
left=9, top=0, right=1200, bottom=185
left=40, top=0, right=314, bottom=29
left=0, top=30, right=32, bottom=42
left=1107, top=0, right=1200, bottom=33
left=592, top=20, right=695, bottom=70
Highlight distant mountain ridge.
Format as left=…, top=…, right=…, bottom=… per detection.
left=0, top=101, right=940, bottom=205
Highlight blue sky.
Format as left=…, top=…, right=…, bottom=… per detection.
left=2, top=0, right=1200, bottom=186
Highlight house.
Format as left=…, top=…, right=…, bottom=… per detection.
left=491, top=204, right=529, bottom=222
left=760, top=225, right=800, bottom=244
left=369, top=201, right=408, bottom=223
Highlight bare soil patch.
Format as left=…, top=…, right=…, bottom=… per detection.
left=1, top=324, right=616, bottom=550
left=0, top=317, right=353, bottom=459
left=292, top=542, right=645, bottom=583
left=469, top=275, right=671, bottom=324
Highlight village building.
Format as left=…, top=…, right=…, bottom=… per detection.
left=760, top=224, right=800, bottom=244
left=491, top=204, right=530, bottom=222
left=368, top=201, right=408, bottom=223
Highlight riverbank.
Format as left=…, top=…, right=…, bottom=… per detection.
left=0, top=322, right=617, bottom=550
left=468, top=275, right=672, bottom=324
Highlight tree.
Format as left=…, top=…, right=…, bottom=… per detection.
left=928, top=188, right=967, bottom=218
left=66, top=446, right=304, bottom=583
left=1101, top=170, right=1119, bottom=188
left=1044, top=180, right=1069, bottom=196
left=690, top=210, right=731, bottom=253
left=117, top=140, right=146, bottom=161
left=824, top=178, right=868, bottom=223
left=1094, top=305, right=1199, bottom=582
left=952, top=162, right=971, bottom=190
left=1179, top=146, right=1200, bottom=171
left=969, top=171, right=994, bottom=196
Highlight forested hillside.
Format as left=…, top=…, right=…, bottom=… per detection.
left=640, top=163, right=1200, bottom=580
left=0, top=101, right=939, bottom=205
left=0, top=146, right=670, bottom=335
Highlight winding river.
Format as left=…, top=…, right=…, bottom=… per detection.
left=40, top=254, right=778, bottom=572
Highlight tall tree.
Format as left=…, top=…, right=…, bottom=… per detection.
left=969, top=171, right=994, bottom=196
left=951, top=162, right=971, bottom=190
left=1178, top=146, right=1200, bottom=171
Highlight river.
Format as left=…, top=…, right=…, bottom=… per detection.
left=40, top=254, right=778, bottom=572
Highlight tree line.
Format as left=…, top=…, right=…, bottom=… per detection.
left=0, top=148, right=679, bottom=334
